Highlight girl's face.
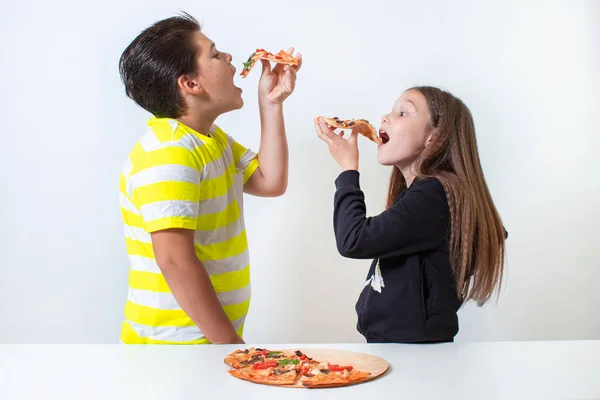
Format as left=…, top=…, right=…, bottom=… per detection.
left=377, top=89, right=434, bottom=168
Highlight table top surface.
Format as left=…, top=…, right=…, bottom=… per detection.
left=1, top=341, right=599, bottom=400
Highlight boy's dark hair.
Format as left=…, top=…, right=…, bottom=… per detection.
left=119, top=12, right=201, bottom=118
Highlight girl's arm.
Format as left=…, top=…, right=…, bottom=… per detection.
left=333, top=170, right=450, bottom=259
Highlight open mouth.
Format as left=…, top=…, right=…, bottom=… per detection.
left=379, top=129, right=390, bottom=144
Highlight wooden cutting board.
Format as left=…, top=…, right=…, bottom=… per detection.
left=227, top=348, right=389, bottom=389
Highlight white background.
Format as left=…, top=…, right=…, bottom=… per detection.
left=0, top=0, right=598, bottom=344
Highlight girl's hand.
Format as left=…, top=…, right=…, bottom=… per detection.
left=314, top=117, right=359, bottom=171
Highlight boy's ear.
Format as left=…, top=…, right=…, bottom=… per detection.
left=177, top=74, right=204, bottom=95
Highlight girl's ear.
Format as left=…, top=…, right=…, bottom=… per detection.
left=424, top=129, right=437, bottom=148
left=177, top=74, right=204, bottom=95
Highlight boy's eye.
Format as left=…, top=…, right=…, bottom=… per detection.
left=399, top=111, right=407, bottom=117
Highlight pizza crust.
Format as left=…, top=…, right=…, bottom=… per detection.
left=228, top=367, right=298, bottom=386
left=300, top=369, right=372, bottom=388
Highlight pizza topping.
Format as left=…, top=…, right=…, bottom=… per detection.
left=253, top=360, right=278, bottom=370
left=240, top=354, right=264, bottom=365
left=273, top=368, right=291, bottom=375
left=327, top=363, right=354, bottom=372
left=277, top=359, right=300, bottom=366
left=240, top=356, right=263, bottom=366
left=294, top=350, right=312, bottom=361
left=319, top=369, right=330, bottom=375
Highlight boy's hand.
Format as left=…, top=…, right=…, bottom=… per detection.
left=258, top=47, right=302, bottom=105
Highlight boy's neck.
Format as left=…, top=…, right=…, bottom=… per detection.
left=175, top=111, right=218, bottom=137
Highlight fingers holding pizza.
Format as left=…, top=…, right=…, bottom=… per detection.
left=314, top=116, right=382, bottom=171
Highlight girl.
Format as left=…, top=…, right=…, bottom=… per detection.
left=314, top=86, right=507, bottom=343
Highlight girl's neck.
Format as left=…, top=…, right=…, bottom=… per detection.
left=398, top=165, right=416, bottom=188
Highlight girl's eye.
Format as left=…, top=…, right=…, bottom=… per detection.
left=399, top=111, right=407, bottom=117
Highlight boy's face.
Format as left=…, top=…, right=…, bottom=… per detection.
left=191, top=31, right=243, bottom=113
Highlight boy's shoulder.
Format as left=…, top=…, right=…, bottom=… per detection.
left=142, top=117, right=209, bottom=152
left=124, top=118, right=212, bottom=175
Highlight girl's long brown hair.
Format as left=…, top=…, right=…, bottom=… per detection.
left=387, top=86, right=505, bottom=306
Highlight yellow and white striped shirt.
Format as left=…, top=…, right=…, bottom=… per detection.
left=118, top=117, right=259, bottom=344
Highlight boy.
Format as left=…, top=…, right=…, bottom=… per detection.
left=117, top=12, right=301, bottom=344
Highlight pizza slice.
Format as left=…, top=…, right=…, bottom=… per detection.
left=224, top=347, right=294, bottom=369
left=240, top=48, right=300, bottom=78
left=321, top=116, right=381, bottom=144
left=227, top=353, right=305, bottom=386
left=299, top=360, right=372, bottom=388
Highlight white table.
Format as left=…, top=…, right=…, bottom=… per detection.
left=1, top=341, right=599, bottom=399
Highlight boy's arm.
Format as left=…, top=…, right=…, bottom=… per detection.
left=243, top=102, right=288, bottom=197
left=151, top=228, right=244, bottom=344
left=244, top=49, right=301, bottom=197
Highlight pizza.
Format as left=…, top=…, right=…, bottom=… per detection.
left=241, top=48, right=300, bottom=78
left=224, top=347, right=301, bottom=369
left=322, top=116, right=381, bottom=144
left=299, top=360, right=372, bottom=388
left=225, top=348, right=372, bottom=388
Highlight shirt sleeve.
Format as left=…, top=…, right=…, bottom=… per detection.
left=130, top=145, right=202, bottom=233
left=333, top=170, right=450, bottom=259
left=228, top=135, right=259, bottom=184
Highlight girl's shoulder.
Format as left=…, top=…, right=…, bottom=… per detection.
left=411, top=176, right=445, bottom=195
left=407, top=177, right=449, bottom=208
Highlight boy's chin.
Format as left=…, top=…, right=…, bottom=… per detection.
left=231, top=99, right=244, bottom=111
left=233, top=92, right=244, bottom=108
left=222, top=98, right=244, bottom=113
